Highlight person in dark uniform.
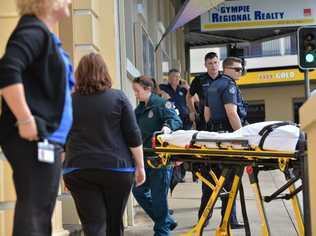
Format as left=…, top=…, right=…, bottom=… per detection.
left=204, top=56, right=247, bottom=229
left=159, top=69, right=191, bottom=183
left=132, top=76, right=182, bottom=236
left=188, top=52, right=222, bottom=130
left=159, top=69, right=192, bottom=130
left=187, top=52, right=223, bottom=224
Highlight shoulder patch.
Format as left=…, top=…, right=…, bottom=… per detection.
left=165, top=101, right=173, bottom=109
left=148, top=110, right=154, bottom=118
left=229, top=86, right=236, bottom=94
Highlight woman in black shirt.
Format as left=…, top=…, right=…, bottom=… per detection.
left=0, top=0, right=73, bottom=235
left=63, top=53, right=145, bottom=236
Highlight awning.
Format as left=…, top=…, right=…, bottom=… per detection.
left=155, top=0, right=225, bottom=51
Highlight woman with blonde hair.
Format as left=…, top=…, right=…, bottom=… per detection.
left=63, top=53, right=145, bottom=236
left=0, top=0, right=73, bottom=235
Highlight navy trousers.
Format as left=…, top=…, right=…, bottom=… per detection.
left=132, top=167, right=175, bottom=236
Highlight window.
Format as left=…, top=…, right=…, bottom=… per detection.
left=246, top=101, right=265, bottom=124
left=293, top=98, right=304, bottom=124
left=142, top=28, right=155, bottom=77
left=124, top=0, right=135, bottom=62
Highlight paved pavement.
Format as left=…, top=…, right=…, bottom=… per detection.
left=125, top=170, right=303, bottom=236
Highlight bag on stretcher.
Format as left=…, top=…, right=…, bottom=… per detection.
left=159, top=121, right=300, bottom=152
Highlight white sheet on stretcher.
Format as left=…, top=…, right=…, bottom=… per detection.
left=159, top=121, right=300, bottom=152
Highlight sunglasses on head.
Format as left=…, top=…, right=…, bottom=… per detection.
left=226, top=67, right=243, bottom=72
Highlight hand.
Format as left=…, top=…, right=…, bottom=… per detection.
left=174, top=161, right=183, bottom=166
left=181, top=80, right=190, bottom=90
left=60, top=152, right=65, bottom=162
left=161, top=126, right=171, bottom=134
left=189, top=112, right=196, bottom=123
left=160, top=91, right=171, bottom=100
left=135, top=166, right=146, bottom=187
left=17, top=116, right=38, bottom=141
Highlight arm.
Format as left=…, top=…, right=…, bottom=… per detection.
left=187, top=78, right=199, bottom=121
left=187, top=93, right=196, bottom=113
left=120, top=93, right=145, bottom=186
left=0, top=27, right=45, bottom=140
left=120, top=92, right=143, bottom=148
left=160, top=90, right=171, bottom=100
left=130, top=145, right=146, bottom=186
left=224, top=103, right=242, bottom=131
left=2, top=84, right=33, bottom=122
left=204, top=105, right=211, bottom=123
left=159, top=103, right=183, bottom=131
left=1, top=84, right=37, bottom=140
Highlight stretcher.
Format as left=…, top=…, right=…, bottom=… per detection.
left=144, top=121, right=306, bottom=236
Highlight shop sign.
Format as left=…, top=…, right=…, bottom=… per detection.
left=237, top=68, right=316, bottom=86
left=201, top=0, right=316, bottom=31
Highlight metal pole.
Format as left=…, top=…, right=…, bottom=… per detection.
left=304, top=70, right=311, bottom=100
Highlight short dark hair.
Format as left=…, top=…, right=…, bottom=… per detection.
left=133, top=76, right=154, bottom=89
left=75, top=53, right=112, bottom=95
left=204, top=52, right=218, bottom=62
left=222, top=57, right=243, bottom=68
left=168, top=68, right=180, bottom=75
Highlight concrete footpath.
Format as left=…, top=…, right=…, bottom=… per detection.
left=125, top=170, right=303, bottom=236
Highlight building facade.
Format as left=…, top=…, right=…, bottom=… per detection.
left=0, top=0, right=186, bottom=235
left=190, top=34, right=316, bottom=124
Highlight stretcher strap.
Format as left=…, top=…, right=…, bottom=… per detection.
left=190, top=131, right=249, bottom=149
left=258, top=122, right=296, bottom=150
left=190, top=132, right=200, bottom=146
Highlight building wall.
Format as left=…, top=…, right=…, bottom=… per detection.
left=0, top=0, right=187, bottom=233
left=0, top=3, right=21, bottom=236
left=242, top=84, right=316, bottom=121
left=124, top=0, right=186, bottom=82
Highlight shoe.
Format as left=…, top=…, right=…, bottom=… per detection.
left=230, top=221, right=245, bottom=229
left=170, top=222, right=178, bottom=231
left=169, top=209, right=174, bottom=215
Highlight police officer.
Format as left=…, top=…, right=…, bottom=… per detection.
left=188, top=52, right=222, bottom=130
left=159, top=69, right=192, bottom=130
left=132, top=76, right=183, bottom=236
left=204, top=56, right=247, bottom=229
left=188, top=52, right=223, bottom=224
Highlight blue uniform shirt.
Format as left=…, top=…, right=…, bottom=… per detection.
left=159, top=83, right=189, bottom=120
left=206, top=74, right=247, bottom=122
left=49, top=33, right=74, bottom=145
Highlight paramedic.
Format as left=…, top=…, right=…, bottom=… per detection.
left=132, top=76, right=182, bottom=236
left=204, top=56, right=247, bottom=228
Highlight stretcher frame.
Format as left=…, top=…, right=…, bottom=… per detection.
left=144, top=133, right=305, bottom=236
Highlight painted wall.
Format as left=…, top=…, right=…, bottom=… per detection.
left=242, top=84, right=316, bottom=121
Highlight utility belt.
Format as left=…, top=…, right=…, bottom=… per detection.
left=207, top=118, right=247, bottom=132
left=207, top=119, right=232, bottom=132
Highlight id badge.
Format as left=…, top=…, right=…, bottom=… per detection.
left=37, top=139, right=55, bottom=164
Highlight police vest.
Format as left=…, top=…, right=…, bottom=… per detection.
left=207, top=75, right=247, bottom=122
